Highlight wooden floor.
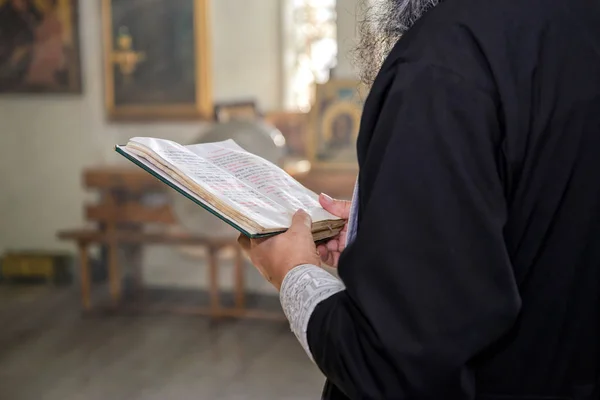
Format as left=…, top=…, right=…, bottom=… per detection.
left=0, top=285, right=325, bottom=400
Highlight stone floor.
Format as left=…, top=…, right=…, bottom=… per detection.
left=0, top=285, right=325, bottom=400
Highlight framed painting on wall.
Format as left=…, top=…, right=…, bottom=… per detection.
left=0, top=0, right=82, bottom=94
left=102, top=0, right=212, bottom=121
left=308, top=79, right=367, bottom=170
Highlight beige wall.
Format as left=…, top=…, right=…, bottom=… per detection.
left=0, top=0, right=358, bottom=292
left=335, top=0, right=361, bottom=79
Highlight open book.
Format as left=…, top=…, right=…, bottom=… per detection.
left=115, top=137, right=345, bottom=241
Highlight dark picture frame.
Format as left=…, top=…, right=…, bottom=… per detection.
left=0, top=0, right=82, bottom=94
left=102, top=0, right=212, bottom=121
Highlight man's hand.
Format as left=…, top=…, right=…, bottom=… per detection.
left=317, top=193, right=352, bottom=268
left=238, top=210, right=321, bottom=291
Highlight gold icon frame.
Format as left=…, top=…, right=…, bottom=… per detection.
left=101, top=0, right=213, bottom=121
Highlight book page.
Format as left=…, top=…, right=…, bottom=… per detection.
left=185, top=140, right=338, bottom=223
left=117, top=145, right=260, bottom=234
left=128, top=137, right=290, bottom=230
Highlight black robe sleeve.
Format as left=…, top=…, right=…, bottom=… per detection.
left=307, top=63, right=522, bottom=399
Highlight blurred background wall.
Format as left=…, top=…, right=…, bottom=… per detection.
left=0, top=0, right=360, bottom=293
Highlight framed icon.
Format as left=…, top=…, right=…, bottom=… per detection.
left=0, top=0, right=82, bottom=94
left=102, top=0, right=212, bottom=121
left=308, top=79, right=366, bottom=170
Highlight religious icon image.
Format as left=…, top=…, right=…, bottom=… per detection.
left=309, top=79, right=366, bottom=169
left=328, top=112, right=354, bottom=148
left=111, top=26, right=145, bottom=82
left=0, top=0, right=81, bottom=94
left=102, top=0, right=212, bottom=120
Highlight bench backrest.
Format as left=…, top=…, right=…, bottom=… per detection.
left=83, top=167, right=177, bottom=227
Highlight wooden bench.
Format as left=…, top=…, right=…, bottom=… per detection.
left=57, top=167, right=282, bottom=320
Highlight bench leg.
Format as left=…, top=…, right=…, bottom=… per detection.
left=108, top=240, right=121, bottom=306
left=208, top=248, right=220, bottom=319
left=127, top=244, right=144, bottom=300
left=234, top=247, right=245, bottom=310
left=78, top=242, right=92, bottom=311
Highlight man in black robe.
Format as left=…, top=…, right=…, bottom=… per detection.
left=240, top=0, right=600, bottom=398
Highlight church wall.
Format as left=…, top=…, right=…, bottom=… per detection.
left=335, top=0, right=361, bottom=79
left=0, top=0, right=358, bottom=293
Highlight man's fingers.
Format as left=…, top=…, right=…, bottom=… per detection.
left=332, top=252, right=341, bottom=267
left=317, top=244, right=328, bottom=261
left=289, top=209, right=312, bottom=234
left=250, top=237, right=269, bottom=248
left=318, top=245, right=335, bottom=266
left=319, top=193, right=352, bottom=219
left=326, top=238, right=339, bottom=252
left=238, top=234, right=251, bottom=251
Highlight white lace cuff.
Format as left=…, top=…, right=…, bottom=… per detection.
left=279, top=264, right=345, bottom=362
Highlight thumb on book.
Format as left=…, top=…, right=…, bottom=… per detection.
left=319, top=193, right=351, bottom=219
left=290, top=209, right=312, bottom=232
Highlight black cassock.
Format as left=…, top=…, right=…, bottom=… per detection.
left=307, top=0, right=600, bottom=399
